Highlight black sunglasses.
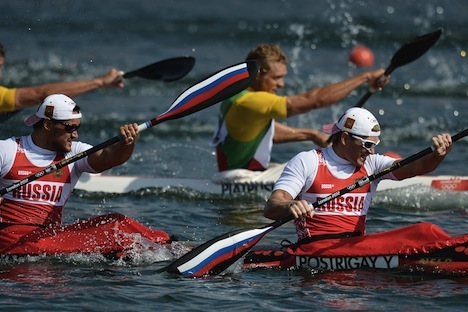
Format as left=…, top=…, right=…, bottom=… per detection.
left=52, top=119, right=80, bottom=133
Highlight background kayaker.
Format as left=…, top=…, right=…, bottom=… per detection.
left=0, top=94, right=171, bottom=256
left=0, top=42, right=124, bottom=119
left=211, top=43, right=390, bottom=172
left=264, top=107, right=453, bottom=241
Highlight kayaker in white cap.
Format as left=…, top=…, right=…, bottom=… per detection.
left=0, top=94, right=171, bottom=257
left=264, top=107, right=453, bottom=242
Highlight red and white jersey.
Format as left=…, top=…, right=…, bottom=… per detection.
left=0, top=136, right=96, bottom=227
left=273, top=147, right=397, bottom=240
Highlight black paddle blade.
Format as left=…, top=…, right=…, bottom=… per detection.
left=386, top=29, right=442, bottom=75
left=355, top=29, right=442, bottom=108
left=123, top=56, right=196, bottom=81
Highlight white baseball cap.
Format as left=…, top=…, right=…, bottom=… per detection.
left=322, top=107, right=381, bottom=137
left=24, top=94, right=82, bottom=126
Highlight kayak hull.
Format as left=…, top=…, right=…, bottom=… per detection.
left=243, top=223, right=468, bottom=275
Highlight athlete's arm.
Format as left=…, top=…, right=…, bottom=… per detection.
left=286, top=69, right=389, bottom=116
left=87, top=123, right=138, bottom=173
left=392, top=133, right=452, bottom=180
left=265, top=190, right=313, bottom=220
left=14, top=69, right=124, bottom=110
left=273, top=121, right=330, bottom=147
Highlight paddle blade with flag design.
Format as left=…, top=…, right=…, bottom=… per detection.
left=159, top=224, right=277, bottom=277
left=149, top=60, right=259, bottom=127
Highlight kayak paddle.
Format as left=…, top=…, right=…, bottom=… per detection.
left=158, top=127, right=467, bottom=278
left=355, top=29, right=442, bottom=107
left=0, top=56, right=196, bottom=124
left=0, top=60, right=259, bottom=196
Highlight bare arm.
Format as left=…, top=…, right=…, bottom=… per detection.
left=87, top=123, right=139, bottom=173
left=264, top=189, right=314, bottom=220
left=273, top=121, right=330, bottom=147
left=392, top=133, right=452, bottom=180
left=14, top=69, right=124, bottom=110
left=286, top=69, right=389, bottom=116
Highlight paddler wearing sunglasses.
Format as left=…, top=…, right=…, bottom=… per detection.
left=0, top=94, right=171, bottom=256
left=264, top=107, right=453, bottom=242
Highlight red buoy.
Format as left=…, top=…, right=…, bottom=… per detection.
left=349, top=45, right=374, bottom=67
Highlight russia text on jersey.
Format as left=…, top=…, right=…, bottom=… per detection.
left=10, top=182, right=64, bottom=203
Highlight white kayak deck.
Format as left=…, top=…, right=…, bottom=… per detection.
left=75, top=163, right=468, bottom=195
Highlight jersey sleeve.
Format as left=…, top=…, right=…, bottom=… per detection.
left=0, top=86, right=17, bottom=112
left=274, top=150, right=318, bottom=199
left=365, top=154, right=399, bottom=182
left=237, top=91, right=287, bottom=119
left=70, top=141, right=97, bottom=174
left=0, top=137, right=18, bottom=178
left=226, top=91, right=287, bottom=141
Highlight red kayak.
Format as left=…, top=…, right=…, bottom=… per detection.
left=0, top=213, right=172, bottom=259
left=243, top=223, right=468, bottom=275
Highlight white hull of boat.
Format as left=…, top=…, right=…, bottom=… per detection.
left=75, top=164, right=468, bottom=195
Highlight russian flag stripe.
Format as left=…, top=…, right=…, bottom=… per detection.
left=191, top=236, right=264, bottom=277
left=156, top=63, right=249, bottom=121
left=177, top=226, right=273, bottom=277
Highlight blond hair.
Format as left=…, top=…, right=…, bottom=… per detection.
left=246, top=43, right=287, bottom=74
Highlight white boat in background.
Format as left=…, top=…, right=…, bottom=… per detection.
left=75, top=163, right=468, bottom=195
